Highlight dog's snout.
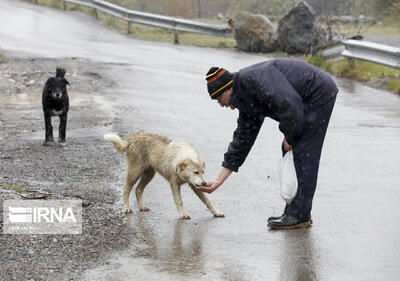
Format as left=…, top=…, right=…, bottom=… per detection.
left=200, top=181, right=207, bottom=187
left=52, top=92, right=63, bottom=98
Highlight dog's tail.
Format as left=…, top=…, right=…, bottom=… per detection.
left=104, top=134, right=129, bottom=153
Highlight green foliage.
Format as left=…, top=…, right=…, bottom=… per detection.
left=2, top=184, right=27, bottom=193
left=128, top=23, right=235, bottom=48
left=347, top=60, right=400, bottom=80
left=372, top=0, right=400, bottom=19
left=306, top=54, right=400, bottom=94
left=305, top=54, right=334, bottom=73
left=0, top=52, right=5, bottom=62
left=305, top=54, right=326, bottom=68
left=104, top=15, right=117, bottom=28
left=386, top=79, right=400, bottom=94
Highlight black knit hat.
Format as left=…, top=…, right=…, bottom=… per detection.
left=205, top=67, right=233, bottom=99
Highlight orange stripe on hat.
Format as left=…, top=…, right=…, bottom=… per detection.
left=207, top=69, right=226, bottom=83
left=210, top=80, right=233, bottom=97
left=205, top=67, right=221, bottom=79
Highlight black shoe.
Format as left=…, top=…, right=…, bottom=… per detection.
left=268, top=214, right=284, bottom=222
left=268, top=214, right=313, bottom=224
left=267, top=215, right=312, bottom=230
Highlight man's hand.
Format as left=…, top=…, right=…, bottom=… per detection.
left=197, top=167, right=232, bottom=194
left=196, top=180, right=222, bottom=193
left=283, top=138, right=292, bottom=151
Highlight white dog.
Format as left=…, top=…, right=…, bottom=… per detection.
left=104, top=132, right=224, bottom=219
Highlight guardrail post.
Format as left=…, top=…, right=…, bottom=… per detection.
left=127, top=22, right=132, bottom=34
left=174, top=31, right=179, bottom=44
left=62, top=0, right=67, bottom=10
left=347, top=57, right=355, bottom=70
left=93, top=8, right=98, bottom=19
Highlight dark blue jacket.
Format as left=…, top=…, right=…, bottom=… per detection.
left=223, top=59, right=338, bottom=172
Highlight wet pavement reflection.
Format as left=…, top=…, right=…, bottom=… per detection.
left=279, top=230, right=319, bottom=281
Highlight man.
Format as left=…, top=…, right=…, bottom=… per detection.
left=197, top=59, right=338, bottom=230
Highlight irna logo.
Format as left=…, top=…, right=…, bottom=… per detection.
left=8, top=206, right=77, bottom=223
left=3, top=200, right=82, bottom=234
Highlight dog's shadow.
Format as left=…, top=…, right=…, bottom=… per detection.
left=131, top=215, right=212, bottom=276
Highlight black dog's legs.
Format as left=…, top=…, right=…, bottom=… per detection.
left=43, top=114, right=54, bottom=146
left=59, top=114, right=67, bottom=143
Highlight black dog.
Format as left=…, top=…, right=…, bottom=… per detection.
left=42, top=67, right=70, bottom=146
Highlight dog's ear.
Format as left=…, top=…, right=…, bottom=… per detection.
left=45, top=77, right=54, bottom=86
left=177, top=158, right=193, bottom=173
left=176, top=162, right=187, bottom=173
left=44, top=77, right=54, bottom=93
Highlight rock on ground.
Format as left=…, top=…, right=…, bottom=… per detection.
left=229, top=12, right=275, bottom=53
left=273, top=1, right=327, bottom=54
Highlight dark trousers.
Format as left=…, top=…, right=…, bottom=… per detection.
left=283, top=96, right=337, bottom=221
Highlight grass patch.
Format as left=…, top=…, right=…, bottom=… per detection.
left=386, top=79, right=400, bottom=93
left=2, top=184, right=28, bottom=193
left=0, top=52, right=6, bottom=63
left=129, top=23, right=235, bottom=47
left=306, top=54, right=400, bottom=94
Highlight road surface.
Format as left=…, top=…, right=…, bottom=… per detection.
left=0, top=0, right=399, bottom=280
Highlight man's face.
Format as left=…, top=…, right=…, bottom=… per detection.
left=216, top=88, right=235, bottom=110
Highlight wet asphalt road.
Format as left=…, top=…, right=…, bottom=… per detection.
left=1, top=0, right=400, bottom=280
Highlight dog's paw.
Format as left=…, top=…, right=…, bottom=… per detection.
left=180, top=214, right=191, bottom=220
left=42, top=140, right=55, bottom=146
left=58, top=141, right=66, bottom=147
left=123, top=205, right=133, bottom=214
left=213, top=211, right=225, bottom=218
left=139, top=206, right=150, bottom=212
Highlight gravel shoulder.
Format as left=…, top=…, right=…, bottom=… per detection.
left=0, top=57, right=136, bottom=281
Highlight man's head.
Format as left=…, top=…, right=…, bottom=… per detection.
left=215, top=88, right=235, bottom=109
left=206, top=66, right=233, bottom=96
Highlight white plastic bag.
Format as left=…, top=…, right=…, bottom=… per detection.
left=279, top=150, right=298, bottom=204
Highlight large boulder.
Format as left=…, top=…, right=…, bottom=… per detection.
left=228, top=12, right=275, bottom=53
left=273, top=1, right=327, bottom=54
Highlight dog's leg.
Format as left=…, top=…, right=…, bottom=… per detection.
left=43, top=114, right=54, bottom=146
left=170, top=181, right=190, bottom=219
left=190, top=185, right=225, bottom=217
left=58, top=114, right=67, bottom=144
left=123, top=168, right=142, bottom=214
left=135, top=168, right=155, bottom=212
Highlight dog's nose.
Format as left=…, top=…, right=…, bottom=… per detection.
left=200, top=181, right=207, bottom=187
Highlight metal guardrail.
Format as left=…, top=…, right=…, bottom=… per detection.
left=62, top=0, right=232, bottom=39
left=341, top=40, right=400, bottom=69
left=321, top=40, right=400, bottom=69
